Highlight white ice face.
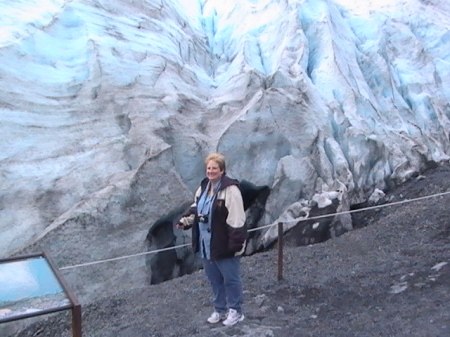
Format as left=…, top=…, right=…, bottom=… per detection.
left=0, top=1, right=449, bottom=291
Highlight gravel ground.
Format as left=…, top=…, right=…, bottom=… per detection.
left=6, top=163, right=450, bottom=337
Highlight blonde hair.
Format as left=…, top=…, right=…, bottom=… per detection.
left=205, top=153, right=226, bottom=174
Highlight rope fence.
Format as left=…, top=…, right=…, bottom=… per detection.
left=59, top=190, right=450, bottom=279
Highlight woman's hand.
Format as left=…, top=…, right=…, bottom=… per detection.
left=176, top=214, right=195, bottom=230
left=175, top=222, right=187, bottom=230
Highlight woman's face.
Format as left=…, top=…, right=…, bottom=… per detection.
left=206, top=160, right=224, bottom=183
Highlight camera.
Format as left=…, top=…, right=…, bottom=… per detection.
left=198, top=214, right=209, bottom=223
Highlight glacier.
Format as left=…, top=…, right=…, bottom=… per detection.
left=0, top=0, right=449, bottom=301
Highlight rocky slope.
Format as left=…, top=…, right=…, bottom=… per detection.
left=5, top=162, right=450, bottom=336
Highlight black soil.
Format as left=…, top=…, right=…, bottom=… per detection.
left=8, top=164, right=450, bottom=337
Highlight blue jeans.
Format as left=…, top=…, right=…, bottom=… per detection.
left=202, top=256, right=243, bottom=314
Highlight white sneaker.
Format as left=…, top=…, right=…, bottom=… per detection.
left=207, top=311, right=227, bottom=324
left=222, top=309, right=244, bottom=326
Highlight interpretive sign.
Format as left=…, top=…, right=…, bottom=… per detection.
left=0, top=250, right=81, bottom=336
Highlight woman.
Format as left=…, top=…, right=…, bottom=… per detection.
left=176, top=153, right=247, bottom=326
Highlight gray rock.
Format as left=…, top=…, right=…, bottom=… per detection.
left=6, top=163, right=450, bottom=337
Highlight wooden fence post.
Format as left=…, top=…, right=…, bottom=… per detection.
left=72, top=304, right=82, bottom=337
left=277, top=222, right=283, bottom=281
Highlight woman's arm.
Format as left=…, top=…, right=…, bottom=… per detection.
left=225, top=185, right=247, bottom=252
left=176, top=186, right=201, bottom=229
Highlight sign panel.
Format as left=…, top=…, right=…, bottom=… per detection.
left=0, top=256, right=70, bottom=322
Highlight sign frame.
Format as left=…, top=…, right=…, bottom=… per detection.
left=0, top=250, right=82, bottom=337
